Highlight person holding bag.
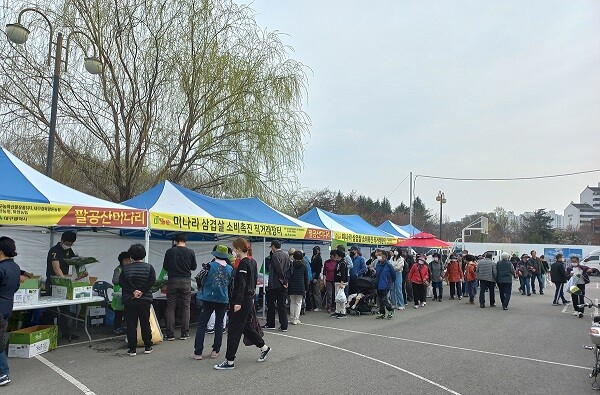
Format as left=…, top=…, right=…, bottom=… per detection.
left=214, top=238, right=271, bottom=370
left=331, top=249, right=348, bottom=319
left=566, top=256, right=592, bottom=318
left=408, top=255, right=429, bottom=309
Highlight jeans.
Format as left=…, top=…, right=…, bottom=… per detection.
left=225, top=297, right=265, bottom=361
left=390, top=274, right=405, bottom=308
left=467, top=280, right=477, bottom=302
left=289, top=294, right=303, bottom=322
left=412, top=283, right=426, bottom=305
left=519, top=276, right=531, bottom=294
left=449, top=282, right=461, bottom=298
left=531, top=273, right=544, bottom=292
left=308, top=280, right=323, bottom=310
left=266, top=287, right=288, bottom=330
left=194, top=301, right=227, bottom=355
left=0, top=314, right=9, bottom=376
left=497, top=282, right=512, bottom=308
left=479, top=280, right=496, bottom=306
left=431, top=281, right=443, bottom=299
left=553, top=282, right=568, bottom=304
left=377, top=290, right=393, bottom=314
left=573, top=284, right=586, bottom=313
left=166, top=278, right=192, bottom=336
left=124, top=299, right=152, bottom=350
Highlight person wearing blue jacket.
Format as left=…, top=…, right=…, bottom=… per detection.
left=191, top=245, right=233, bottom=361
left=349, top=246, right=367, bottom=294
left=375, top=250, right=396, bottom=319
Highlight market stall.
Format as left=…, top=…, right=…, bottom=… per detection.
left=378, top=220, right=421, bottom=238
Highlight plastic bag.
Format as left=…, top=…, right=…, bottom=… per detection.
left=566, top=276, right=579, bottom=294
left=335, top=288, right=347, bottom=304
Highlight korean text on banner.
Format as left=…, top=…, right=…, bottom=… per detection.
left=151, top=212, right=332, bottom=241
left=333, top=231, right=398, bottom=246
left=0, top=200, right=146, bottom=228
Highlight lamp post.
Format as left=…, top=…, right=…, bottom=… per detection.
left=6, top=8, right=103, bottom=178
left=436, top=191, right=446, bottom=240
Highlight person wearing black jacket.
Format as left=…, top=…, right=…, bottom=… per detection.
left=120, top=244, right=156, bottom=356
left=289, top=251, right=309, bottom=325
left=550, top=253, right=569, bottom=306
left=162, top=233, right=197, bottom=340
left=332, top=249, right=348, bottom=319
left=214, top=238, right=271, bottom=370
left=0, top=237, right=20, bottom=386
left=265, top=240, right=290, bottom=331
left=308, top=246, right=323, bottom=311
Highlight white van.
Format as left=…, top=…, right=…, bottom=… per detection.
left=583, top=249, right=600, bottom=275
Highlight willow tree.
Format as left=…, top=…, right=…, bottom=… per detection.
left=0, top=0, right=309, bottom=203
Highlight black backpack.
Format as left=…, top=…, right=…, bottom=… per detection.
left=194, top=262, right=212, bottom=291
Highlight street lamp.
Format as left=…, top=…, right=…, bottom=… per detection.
left=6, top=8, right=103, bottom=178
left=436, top=191, right=447, bottom=240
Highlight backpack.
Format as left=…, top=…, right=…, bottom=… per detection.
left=194, top=262, right=212, bottom=291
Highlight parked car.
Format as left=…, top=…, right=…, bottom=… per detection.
left=583, top=249, right=600, bottom=275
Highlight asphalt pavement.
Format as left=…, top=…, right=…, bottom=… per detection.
left=6, top=277, right=600, bottom=394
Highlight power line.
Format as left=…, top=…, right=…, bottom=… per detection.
left=415, top=169, right=600, bottom=182
left=365, top=172, right=410, bottom=220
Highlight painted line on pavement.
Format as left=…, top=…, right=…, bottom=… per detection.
left=300, top=323, right=588, bottom=370
left=269, top=331, right=462, bottom=395
left=35, top=354, right=97, bottom=395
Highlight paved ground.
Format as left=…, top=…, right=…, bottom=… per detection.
left=6, top=277, right=600, bottom=394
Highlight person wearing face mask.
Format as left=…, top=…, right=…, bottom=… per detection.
left=408, top=255, right=429, bottom=308
left=390, top=249, right=405, bottom=310
left=428, top=253, right=444, bottom=302
left=348, top=246, right=366, bottom=294
left=375, top=250, right=396, bottom=318
left=566, top=256, right=592, bottom=318
left=45, top=231, right=79, bottom=340
left=550, top=253, right=569, bottom=306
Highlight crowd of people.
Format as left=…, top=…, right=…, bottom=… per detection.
left=0, top=232, right=597, bottom=384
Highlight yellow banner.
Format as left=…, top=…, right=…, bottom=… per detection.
left=0, top=200, right=147, bottom=228
left=151, top=212, right=332, bottom=241
left=333, top=231, right=398, bottom=246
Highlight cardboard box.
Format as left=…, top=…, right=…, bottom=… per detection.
left=8, top=325, right=58, bottom=358
left=13, top=288, right=40, bottom=304
left=19, top=276, right=42, bottom=289
left=88, top=307, right=106, bottom=317
left=50, top=276, right=93, bottom=300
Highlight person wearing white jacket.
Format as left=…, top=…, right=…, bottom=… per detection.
left=390, top=250, right=405, bottom=310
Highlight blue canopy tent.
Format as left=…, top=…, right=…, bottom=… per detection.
left=298, top=208, right=398, bottom=246
left=378, top=220, right=421, bottom=238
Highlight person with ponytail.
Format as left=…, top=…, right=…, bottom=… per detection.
left=214, top=238, right=271, bottom=370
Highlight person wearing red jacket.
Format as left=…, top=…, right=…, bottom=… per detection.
left=408, top=255, right=429, bottom=309
left=464, top=256, right=478, bottom=304
left=445, top=254, right=463, bottom=300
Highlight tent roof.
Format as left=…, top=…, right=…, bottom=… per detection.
left=0, top=147, right=127, bottom=209
left=378, top=220, right=421, bottom=238
left=299, top=208, right=392, bottom=237
left=122, top=181, right=319, bottom=229
left=394, top=232, right=452, bottom=248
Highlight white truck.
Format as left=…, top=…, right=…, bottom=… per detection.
left=583, top=249, right=600, bottom=275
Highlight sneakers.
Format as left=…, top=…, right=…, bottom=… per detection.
left=420, top=302, right=426, bottom=307
left=214, top=361, right=235, bottom=370
left=180, top=333, right=190, bottom=340
left=540, top=291, right=544, bottom=295
left=205, top=328, right=215, bottom=334
left=502, top=307, right=508, bottom=310
left=386, top=312, right=394, bottom=319
left=144, top=346, right=153, bottom=354
left=278, top=327, right=288, bottom=332
left=579, top=312, right=584, bottom=318
left=397, top=306, right=405, bottom=310
left=190, top=353, right=203, bottom=360
left=414, top=305, right=419, bottom=309
left=258, top=346, right=271, bottom=362
left=574, top=312, right=580, bottom=316
left=458, top=296, right=462, bottom=300
left=0, top=375, right=10, bottom=386
left=376, top=313, right=385, bottom=319
left=336, top=314, right=347, bottom=319
left=290, top=320, right=301, bottom=325
left=210, top=351, right=219, bottom=359
left=438, top=297, right=442, bottom=302
left=164, top=335, right=176, bottom=341
left=126, top=349, right=137, bottom=356
left=330, top=312, right=339, bottom=317
left=262, top=325, right=276, bottom=330
left=552, top=303, right=560, bottom=306
left=313, top=308, right=321, bottom=312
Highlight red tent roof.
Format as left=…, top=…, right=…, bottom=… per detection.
left=394, top=232, right=452, bottom=248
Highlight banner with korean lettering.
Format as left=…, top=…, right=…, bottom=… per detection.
left=333, top=231, right=399, bottom=246
left=151, top=212, right=332, bottom=241
left=0, top=200, right=147, bottom=228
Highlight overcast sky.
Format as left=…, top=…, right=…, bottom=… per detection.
left=245, top=0, right=600, bottom=221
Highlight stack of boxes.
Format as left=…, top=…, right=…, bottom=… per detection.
left=50, top=276, right=93, bottom=300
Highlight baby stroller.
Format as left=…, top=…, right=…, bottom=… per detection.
left=347, top=277, right=378, bottom=316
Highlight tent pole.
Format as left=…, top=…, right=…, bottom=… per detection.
left=262, top=237, right=266, bottom=320
left=409, top=171, right=413, bottom=234
left=49, top=227, right=55, bottom=248
left=145, top=211, right=151, bottom=261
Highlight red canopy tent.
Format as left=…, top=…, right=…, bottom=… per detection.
left=394, top=232, right=452, bottom=248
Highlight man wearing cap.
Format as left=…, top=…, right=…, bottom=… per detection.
left=476, top=252, right=497, bottom=308
left=265, top=240, right=290, bottom=331
left=348, top=246, right=367, bottom=294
